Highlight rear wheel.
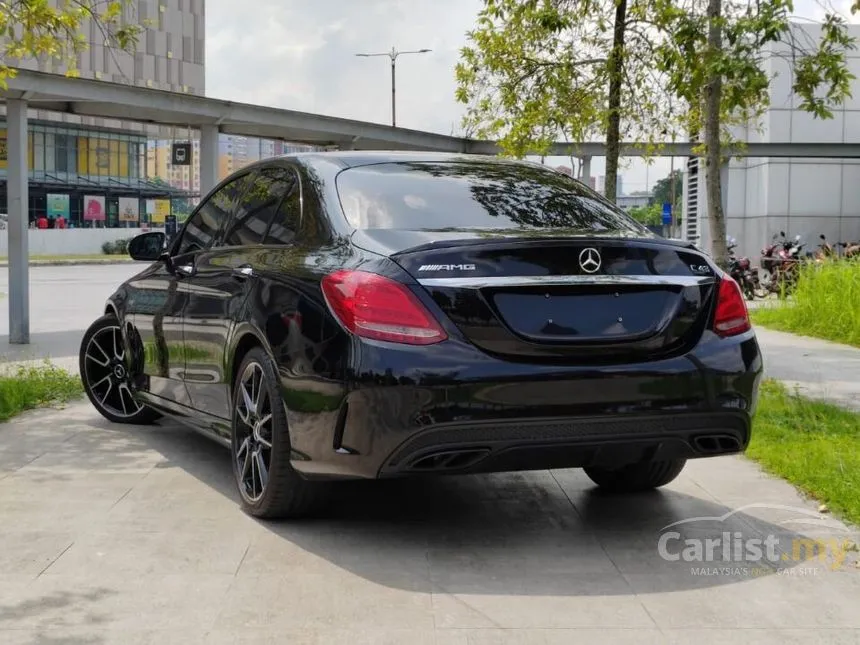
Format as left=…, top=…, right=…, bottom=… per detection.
left=231, top=346, right=324, bottom=519
left=584, top=458, right=686, bottom=493
left=79, top=314, right=161, bottom=425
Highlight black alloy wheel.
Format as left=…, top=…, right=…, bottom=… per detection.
left=230, top=346, right=324, bottom=519
left=79, top=315, right=160, bottom=424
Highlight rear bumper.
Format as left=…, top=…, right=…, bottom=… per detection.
left=287, top=331, right=763, bottom=480
left=378, top=411, right=750, bottom=477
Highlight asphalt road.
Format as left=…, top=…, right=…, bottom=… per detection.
left=0, top=263, right=143, bottom=364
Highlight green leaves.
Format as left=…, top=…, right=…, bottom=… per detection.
left=0, top=0, right=142, bottom=89
left=455, top=0, right=676, bottom=202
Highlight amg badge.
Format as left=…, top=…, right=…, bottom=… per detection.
left=417, top=264, right=477, bottom=272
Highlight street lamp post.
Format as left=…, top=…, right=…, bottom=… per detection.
left=355, top=46, right=431, bottom=127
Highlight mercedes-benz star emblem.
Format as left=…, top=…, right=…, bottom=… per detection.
left=578, top=247, right=602, bottom=274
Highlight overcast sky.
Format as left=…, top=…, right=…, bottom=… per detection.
left=205, top=0, right=859, bottom=195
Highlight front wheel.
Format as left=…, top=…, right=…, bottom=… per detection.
left=230, top=346, right=325, bottom=519
left=584, top=459, right=686, bottom=493
left=79, top=314, right=161, bottom=425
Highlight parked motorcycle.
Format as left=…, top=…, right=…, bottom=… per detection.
left=726, top=237, right=760, bottom=300
left=760, top=231, right=804, bottom=297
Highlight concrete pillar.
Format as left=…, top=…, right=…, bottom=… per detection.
left=199, top=124, right=219, bottom=197
left=580, top=156, right=592, bottom=186
left=7, top=99, right=29, bottom=344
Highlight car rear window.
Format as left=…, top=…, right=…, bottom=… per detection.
left=335, top=160, right=648, bottom=235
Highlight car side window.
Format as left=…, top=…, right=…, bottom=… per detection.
left=174, top=173, right=253, bottom=256
left=223, top=167, right=298, bottom=247
left=265, top=172, right=301, bottom=245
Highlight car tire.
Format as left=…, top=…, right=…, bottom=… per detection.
left=583, top=458, right=686, bottom=493
left=79, top=314, right=162, bottom=425
left=230, top=346, right=325, bottom=519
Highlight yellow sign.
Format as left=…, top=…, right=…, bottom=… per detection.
left=77, top=137, right=129, bottom=176
left=152, top=199, right=171, bottom=224
left=0, top=129, right=35, bottom=170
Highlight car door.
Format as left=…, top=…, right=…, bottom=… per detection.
left=182, top=165, right=301, bottom=423
left=124, top=255, right=191, bottom=407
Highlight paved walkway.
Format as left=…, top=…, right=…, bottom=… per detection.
left=0, top=401, right=857, bottom=644
left=754, top=327, right=860, bottom=412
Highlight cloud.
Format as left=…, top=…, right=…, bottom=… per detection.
left=204, top=0, right=860, bottom=192
left=205, top=0, right=481, bottom=134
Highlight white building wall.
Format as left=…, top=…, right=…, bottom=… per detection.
left=0, top=228, right=162, bottom=256
left=685, top=23, right=860, bottom=261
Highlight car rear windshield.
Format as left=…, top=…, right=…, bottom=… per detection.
left=335, top=160, right=649, bottom=235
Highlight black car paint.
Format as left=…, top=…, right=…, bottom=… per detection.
left=106, top=152, right=763, bottom=480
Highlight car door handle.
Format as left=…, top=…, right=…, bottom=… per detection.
left=232, top=266, right=254, bottom=279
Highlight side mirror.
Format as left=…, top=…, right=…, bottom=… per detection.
left=128, top=232, right=167, bottom=262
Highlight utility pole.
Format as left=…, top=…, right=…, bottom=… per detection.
left=355, top=46, right=432, bottom=127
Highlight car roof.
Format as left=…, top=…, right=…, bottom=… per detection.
left=282, top=150, right=540, bottom=170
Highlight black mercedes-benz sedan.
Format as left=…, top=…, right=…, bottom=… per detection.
left=79, top=151, right=763, bottom=519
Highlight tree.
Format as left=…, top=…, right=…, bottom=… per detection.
left=456, top=0, right=675, bottom=203
left=0, top=0, right=142, bottom=88
left=628, top=203, right=662, bottom=226
left=651, top=169, right=683, bottom=207
left=653, top=0, right=855, bottom=265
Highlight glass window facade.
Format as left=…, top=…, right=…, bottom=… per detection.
left=0, top=120, right=147, bottom=183
left=0, top=120, right=182, bottom=229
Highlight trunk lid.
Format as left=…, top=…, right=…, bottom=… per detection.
left=377, top=232, right=717, bottom=363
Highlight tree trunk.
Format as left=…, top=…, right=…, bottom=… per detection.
left=703, top=0, right=728, bottom=267
left=604, top=0, right=627, bottom=204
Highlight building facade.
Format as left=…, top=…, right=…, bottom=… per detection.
left=682, top=23, right=860, bottom=261
left=0, top=0, right=207, bottom=227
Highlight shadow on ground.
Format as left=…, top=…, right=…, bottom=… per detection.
left=0, top=330, right=85, bottom=363
left=76, top=415, right=853, bottom=598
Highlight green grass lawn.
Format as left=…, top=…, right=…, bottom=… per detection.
left=0, top=363, right=83, bottom=422
left=750, top=259, right=860, bottom=347
left=748, top=379, right=860, bottom=526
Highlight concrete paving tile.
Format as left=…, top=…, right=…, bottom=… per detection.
left=0, top=573, right=234, bottom=631
left=213, top=573, right=435, bottom=631
left=0, top=629, right=209, bottom=645
left=202, top=628, right=438, bottom=645
left=0, top=500, right=109, bottom=532
left=628, top=569, right=860, bottom=629
left=0, top=451, right=42, bottom=479
left=236, top=525, right=429, bottom=577
left=430, top=573, right=653, bottom=629
left=662, top=629, right=860, bottom=645
left=426, top=531, right=619, bottom=578
left=42, top=528, right=251, bottom=576
left=436, top=628, right=667, bottom=645
left=0, top=531, right=74, bottom=576
left=0, top=472, right=143, bottom=505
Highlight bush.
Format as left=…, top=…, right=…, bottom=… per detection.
left=101, top=238, right=131, bottom=255
left=113, top=238, right=130, bottom=255
left=752, top=258, right=860, bottom=347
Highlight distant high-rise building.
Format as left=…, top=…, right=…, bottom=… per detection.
left=8, top=0, right=205, bottom=96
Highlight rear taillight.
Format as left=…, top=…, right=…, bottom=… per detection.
left=713, top=276, right=751, bottom=337
left=321, top=269, right=447, bottom=345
